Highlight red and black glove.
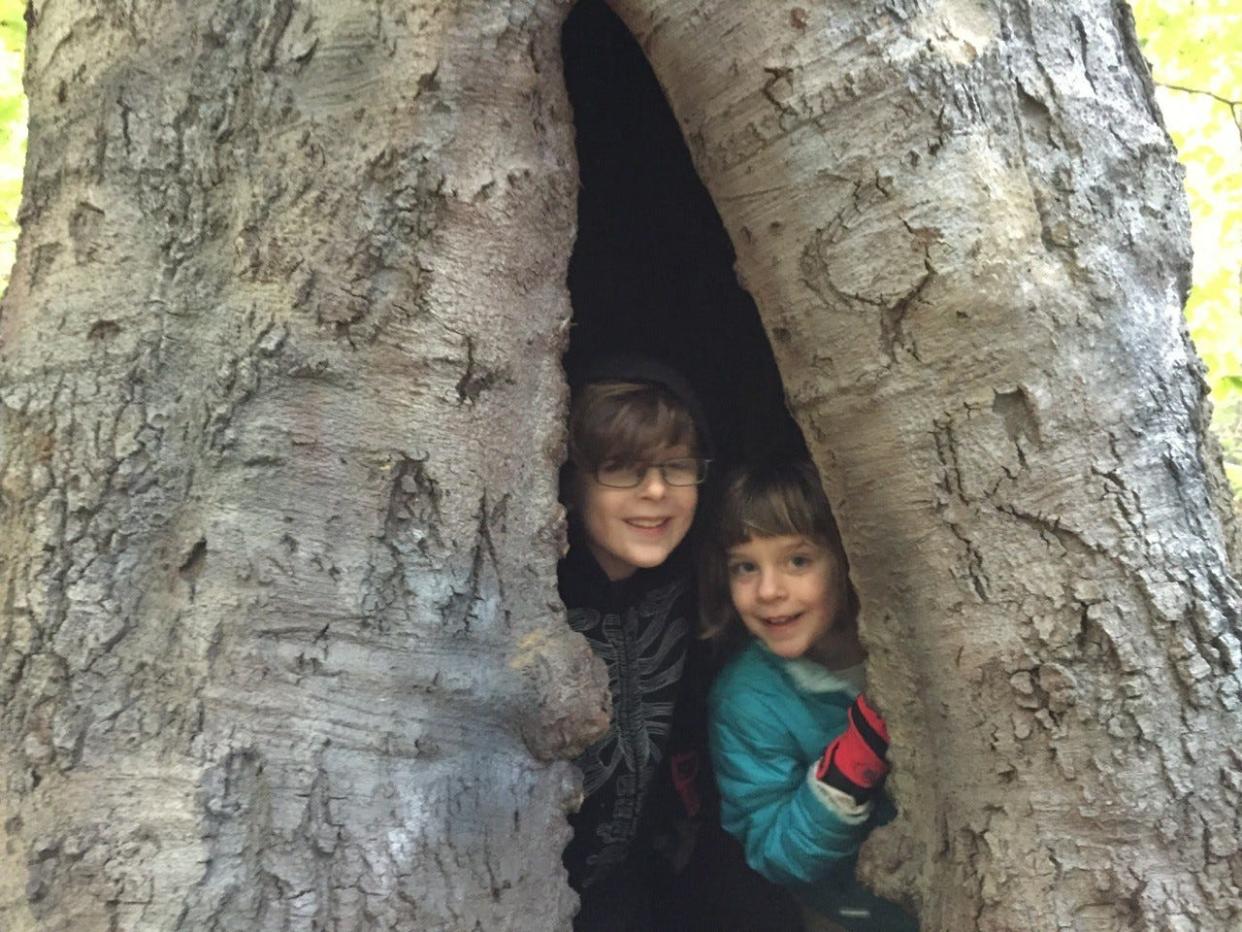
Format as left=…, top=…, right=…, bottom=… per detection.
left=815, top=694, right=890, bottom=804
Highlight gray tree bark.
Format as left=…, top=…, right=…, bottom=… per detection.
left=0, top=1, right=605, bottom=930
left=611, top=0, right=1242, bottom=929
left=1, top=0, right=1239, bottom=930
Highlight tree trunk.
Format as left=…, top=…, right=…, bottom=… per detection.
left=609, top=0, right=1242, bottom=928
left=2, top=1, right=1239, bottom=931
left=0, top=2, right=605, bottom=930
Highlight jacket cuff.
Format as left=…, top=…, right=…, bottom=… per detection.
left=806, top=763, right=871, bottom=823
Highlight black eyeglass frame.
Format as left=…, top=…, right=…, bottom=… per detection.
left=582, top=457, right=713, bottom=489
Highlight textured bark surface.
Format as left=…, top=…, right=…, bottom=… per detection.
left=0, top=2, right=607, bottom=930
left=610, top=0, right=1242, bottom=929
left=3, top=0, right=1241, bottom=930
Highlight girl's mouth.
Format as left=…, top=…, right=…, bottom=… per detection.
left=762, top=614, right=801, bottom=627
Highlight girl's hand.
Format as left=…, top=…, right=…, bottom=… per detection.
left=815, top=694, right=890, bottom=803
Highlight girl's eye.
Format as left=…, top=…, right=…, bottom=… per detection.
left=728, top=562, right=756, bottom=577
left=789, top=553, right=814, bottom=569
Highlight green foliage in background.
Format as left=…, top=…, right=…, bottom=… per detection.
left=0, top=0, right=23, bottom=290
left=1133, top=0, right=1242, bottom=503
left=0, top=3, right=1233, bottom=497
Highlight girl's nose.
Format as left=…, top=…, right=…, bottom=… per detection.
left=756, top=568, right=784, bottom=600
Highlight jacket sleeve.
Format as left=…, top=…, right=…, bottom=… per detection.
left=710, top=688, right=873, bottom=888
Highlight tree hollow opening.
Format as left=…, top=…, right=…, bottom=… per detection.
left=559, top=2, right=818, bottom=929
left=562, top=0, right=802, bottom=466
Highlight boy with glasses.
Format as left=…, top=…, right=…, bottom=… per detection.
left=559, top=355, right=712, bottom=930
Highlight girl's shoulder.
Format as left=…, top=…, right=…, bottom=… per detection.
left=709, top=642, right=790, bottom=712
left=709, top=643, right=856, bottom=721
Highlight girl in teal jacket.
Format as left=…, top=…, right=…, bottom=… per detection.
left=700, top=462, right=917, bottom=931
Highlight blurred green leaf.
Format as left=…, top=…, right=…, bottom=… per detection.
left=0, top=0, right=21, bottom=296
left=1133, top=0, right=1242, bottom=500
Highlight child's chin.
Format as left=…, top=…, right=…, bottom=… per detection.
left=766, top=639, right=806, bottom=659
left=633, top=558, right=669, bottom=573
left=630, top=546, right=675, bottom=568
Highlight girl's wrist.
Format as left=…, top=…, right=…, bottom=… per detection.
left=815, top=695, right=890, bottom=801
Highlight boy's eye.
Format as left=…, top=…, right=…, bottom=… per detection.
left=596, top=460, right=642, bottom=487
left=661, top=458, right=699, bottom=485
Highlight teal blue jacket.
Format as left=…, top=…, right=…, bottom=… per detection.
left=708, top=642, right=916, bottom=931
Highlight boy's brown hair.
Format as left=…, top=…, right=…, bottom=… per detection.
left=568, top=380, right=700, bottom=470
left=699, top=460, right=859, bottom=649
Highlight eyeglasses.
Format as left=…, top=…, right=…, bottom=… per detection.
left=589, top=457, right=712, bottom=489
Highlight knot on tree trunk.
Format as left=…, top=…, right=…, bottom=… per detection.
left=510, top=626, right=611, bottom=762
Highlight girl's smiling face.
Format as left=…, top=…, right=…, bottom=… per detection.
left=727, top=534, right=848, bottom=665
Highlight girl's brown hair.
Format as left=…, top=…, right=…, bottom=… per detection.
left=699, top=460, right=859, bottom=652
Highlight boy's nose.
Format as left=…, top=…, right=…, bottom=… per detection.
left=637, top=467, right=667, bottom=498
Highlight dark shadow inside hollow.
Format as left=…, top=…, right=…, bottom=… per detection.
left=562, top=0, right=805, bottom=469
left=559, top=3, right=813, bottom=930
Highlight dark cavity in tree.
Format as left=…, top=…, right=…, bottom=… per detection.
left=559, top=4, right=813, bottom=929
left=562, top=0, right=805, bottom=468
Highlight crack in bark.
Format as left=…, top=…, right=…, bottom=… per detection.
left=455, top=336, right=508, bottom=405
left=362, top=451, right=444, bottom=624
left=879, top=255, right=933, bottom=364
left=760, top=65, right=796, bottom=118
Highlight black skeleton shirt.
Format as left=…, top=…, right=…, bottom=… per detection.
left=559, top=535, right=696, bottom=893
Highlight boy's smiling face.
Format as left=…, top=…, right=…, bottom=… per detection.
left=578, top=444, right=698, bottom=581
